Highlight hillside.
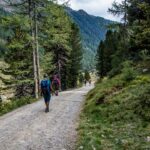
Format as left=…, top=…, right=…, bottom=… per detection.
left=66, top=8, right=114, bottom=70
left=77, top=71, right=150, bottom=149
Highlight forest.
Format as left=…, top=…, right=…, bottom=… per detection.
left=0, top=0, right=83, bottom=105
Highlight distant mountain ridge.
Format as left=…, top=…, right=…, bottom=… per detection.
left=66, top=7, right=114, bottom=70
left=0, top=1, right=114, bottom=70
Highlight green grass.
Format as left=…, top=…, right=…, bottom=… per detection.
left=0, top=96, right=37, bottom=116
left=77, top=74, right=150, bottom=150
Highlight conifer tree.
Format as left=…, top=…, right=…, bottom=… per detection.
left=96, top=41, right=105, bottom=77
left=108, top=0, right=128, bottom=25
left=67, top=23, right=82, bottom=88
left=128, top=0, right=150, bottom=56
left=2, top=14, right=33, bottom=97
left=0, top=7, right=8, bottom=56
left=2, top=0, right=43, bottom=98
left=40, top=3, right=73, bottom=90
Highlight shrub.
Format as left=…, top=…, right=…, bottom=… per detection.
left=0, top=96, right=37, bottom=116
left=134, top=84, right=150, bottom=121
left=108, top=67, right=121, bottom=78
left=121, top=61, right=138, bottom=81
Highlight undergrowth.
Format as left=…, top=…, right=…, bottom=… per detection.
left=0, top=96, right=37, bottom=116
left=77, top=73, right=150, bottom=150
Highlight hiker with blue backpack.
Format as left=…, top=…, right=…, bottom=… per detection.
left=41, top=74, right=52, bottom=113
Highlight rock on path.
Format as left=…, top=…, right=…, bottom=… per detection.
left=0, top=85, right=93, bottom=150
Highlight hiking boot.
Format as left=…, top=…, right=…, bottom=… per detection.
left=45, top=107, right=49, bottom=113
left=45, top=108, right=48, bottom=113
left=47, top=108, right=49, bottom=112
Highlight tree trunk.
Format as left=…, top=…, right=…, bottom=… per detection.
left=34, top=2, right=40, bottom=96
left=58, top=59, right=61, bottom=80
left=28, top=0, right=38, bottom=99
left=124, top=0, right=127, bottom=26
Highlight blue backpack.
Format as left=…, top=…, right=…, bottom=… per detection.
left=41, top=80, right=50, bottom=95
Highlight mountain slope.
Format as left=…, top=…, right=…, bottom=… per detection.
left=66, top=8, right=114, bottom=70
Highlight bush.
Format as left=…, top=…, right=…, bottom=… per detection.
left=134, top=84, right=150, bottom=121
left=77, top=72, right=150, bottom=150
left=0, top=96, right=37, bottom=116
left=108, top=67, right=121, bottom=78
left=121, top=61, right=138, bottom=81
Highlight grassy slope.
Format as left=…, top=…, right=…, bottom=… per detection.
left=77, top=74, right=150, bottom=150
left=0, top=97, right=37, bottom=116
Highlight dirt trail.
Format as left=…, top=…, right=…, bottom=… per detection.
left=0, top=85, right=93, bottom=150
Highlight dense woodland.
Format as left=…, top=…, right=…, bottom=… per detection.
left=0, top=0, right=82, bottom=100
left=96, top=0, right=150, bottom=77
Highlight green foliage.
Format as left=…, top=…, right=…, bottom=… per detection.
left=96, top=41, right=104, bottom=77
left=84, top=70, right=91, bottom=81
left=121, top=61, right=138, bottom=81
left=108, top=0, right=128, bottom=25
left=40, top=52, right=54, bottom=76
left=0, top=1, right=83, bottom=98
left=1, top=13, right=33, bottom=96
left=79, top=72, right=84, bottom=86
left=96, top=30, right=123, bottom=77
left=67, top=23, right=83, bottom=88
left=77, top=73, right=150, bottom=150
left=96, top=0, right=150, bottom=78
left=39, top=4, right=83, bottom=90
left=139, top=50, right=150, bottom=61
left=0, top=96, right=37, bottom=116
left=130, top=1, right=150, bottom=56
left=0, top=7, right=9, bottom=56
left=66, top=8, right=114, bottom=70
left=88, top=1, right=150, bottom=148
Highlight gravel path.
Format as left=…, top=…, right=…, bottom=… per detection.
left=0, top=85, right=93, bottom=150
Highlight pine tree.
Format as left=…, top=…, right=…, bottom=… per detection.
left=2, top=0, right=43, bottom=98
left=2, top=0, right=57, bottom=98
left=2, top=14, right=33, bottom=97
left=108, top=0, right=150, bottom=60
left=103, top=30, right=118, bottom=74
left=40, top=3, right=73, bottom=90
left=108, top=0, right=128, bottom=25
left=67, top=23, right=82, bottom=88
left=0, top=7, right=9, bottom=56
left=0, top=0, right=84, bottom=98
left=128, top=0, right=150, bottom=56
left=96, top=41, right=105, bottom=77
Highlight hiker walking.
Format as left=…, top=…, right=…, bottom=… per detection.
left=41, top=74, right=52, bottom=113
left=52, top=75, right=61, bottom=96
